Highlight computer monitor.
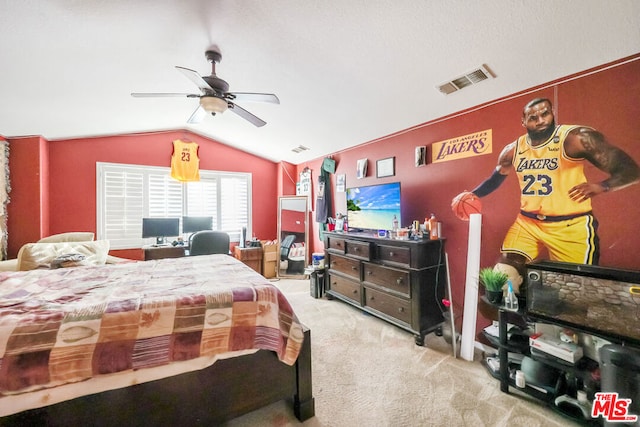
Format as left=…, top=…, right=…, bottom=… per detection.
left=142, top=217, right=180, bottom=245
left=182, top=216, right=213, bottom=234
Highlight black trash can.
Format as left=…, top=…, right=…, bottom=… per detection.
left=309, top=268, right=326, bottom=298
left=599, top=344, right=640, bottom=427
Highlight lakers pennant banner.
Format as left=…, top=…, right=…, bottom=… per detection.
left=431, top=129, right=492, bottom=163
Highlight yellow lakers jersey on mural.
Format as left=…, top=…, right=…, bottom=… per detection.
left=513, top=125, right=591, bottom=217
left=170, top=140, right=200, bottom=182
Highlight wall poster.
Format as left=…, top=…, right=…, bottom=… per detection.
left=431, top=129, right=492, bottom=164
left=297, top=168, right=313, bottom=210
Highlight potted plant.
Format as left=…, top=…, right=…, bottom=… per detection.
left=479, top=267, right=509, bottom=305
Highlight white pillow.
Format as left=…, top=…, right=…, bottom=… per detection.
left=0, top=259, right=18, bottom=272
left=17, top=240, right=110, bottom=271
left=37, top=232, right=95, bottom=243
left=288, top=244, right=306, bottom=259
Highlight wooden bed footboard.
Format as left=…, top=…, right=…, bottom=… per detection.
left=0, top=328, right=314, bottom=426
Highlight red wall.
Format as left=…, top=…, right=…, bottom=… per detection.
left=6, top=54, right=639, bottom=340
left=6, top=136, right=49, bottom=249
left=280, top=209, right=305, bottom=233
left=300, top=54, right=640, bottom=335
left=7, top=131, right=280, bottom=259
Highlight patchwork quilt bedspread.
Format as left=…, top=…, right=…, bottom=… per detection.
left=0, top=254, right=304, bottom=395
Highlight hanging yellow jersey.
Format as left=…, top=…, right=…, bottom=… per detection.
left=513, top=125, right=591, bottom=217
left=170, top=140, right=200, bottom=182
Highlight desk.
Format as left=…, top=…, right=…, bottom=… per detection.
left=234, top=246, right=263, bottom=274
left=143, top=245, right=186, bottom=261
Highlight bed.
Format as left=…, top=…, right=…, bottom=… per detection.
left=0, top=254, right=314, bottom=425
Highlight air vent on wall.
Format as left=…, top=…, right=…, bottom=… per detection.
left=291, top=145, right=310, bottom=153
left=437, top=64, right=495, bottom=95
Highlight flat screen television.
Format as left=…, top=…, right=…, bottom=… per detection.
left=142, top=217, right=180, bottom=245
left=346, top=182, right=401, bottom=231
left=182, top=216, right=213, bottom=234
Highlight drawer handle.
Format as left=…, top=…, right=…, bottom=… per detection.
left=389, top=251, right=394, bottom=256
left=366, top=270, right=372, bottom=275
left=353, top=247, right=359, bottom=251
left=398, top=307, right=404, bottom=313
left=353, top=289, right=358, bottom=294
left=396, top=278, right=403, bottom=285
left=351, top=266, right=358, bottom=270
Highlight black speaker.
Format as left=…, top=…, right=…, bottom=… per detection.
left=240, top=227, right=246, bottom=248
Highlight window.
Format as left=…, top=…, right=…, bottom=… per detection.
left=97, top=162, right=252, bottom=249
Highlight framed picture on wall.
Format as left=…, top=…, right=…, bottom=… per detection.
left=415, top=146, right=426, bottom=167
left=336, top=174, right=346, bottom=192
left=376, top=157, right=395, bottom=178
left=356, top=158, right=368, bottom=179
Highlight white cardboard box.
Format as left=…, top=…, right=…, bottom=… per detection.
left=529, top=333, right=583, bottom=364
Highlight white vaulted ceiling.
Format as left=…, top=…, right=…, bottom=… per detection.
left=1, top=1, right=639, bottom=164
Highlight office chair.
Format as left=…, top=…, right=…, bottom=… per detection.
left=279, top=235, right=306, bottom=274
left=279, top=235, right=297, bottom=261
left=189, top=231, right=230, bottom=256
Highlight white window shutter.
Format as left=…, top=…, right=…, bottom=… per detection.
left=97, top=163, right=252, bottom=249
left=148, top=173, right=183, bottom=218
left=98, top=165, right=144, bottom=248
left=186, top=178, right=218, bottom=224
left=221, top=176, right=249, bottom=239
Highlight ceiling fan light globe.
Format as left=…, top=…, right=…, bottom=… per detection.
left=200, top=96, right=228, bottom=113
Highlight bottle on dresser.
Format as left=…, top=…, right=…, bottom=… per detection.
left=428, top=214, right=438, bottom=240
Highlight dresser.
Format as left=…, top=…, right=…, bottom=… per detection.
left=324, top=231, right=446, bottom=346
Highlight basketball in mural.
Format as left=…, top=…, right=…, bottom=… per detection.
left=451, top=191, right=482, bottom=221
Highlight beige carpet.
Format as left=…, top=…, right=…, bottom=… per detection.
left=225, top=279, right=581, bottom=427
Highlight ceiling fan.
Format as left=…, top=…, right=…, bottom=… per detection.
left=131, top=49, right=279, bottom=127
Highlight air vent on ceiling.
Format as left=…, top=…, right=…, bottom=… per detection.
left=437, top=64, right=494, bottom=95
left=291, top=145, right=310, bottom=153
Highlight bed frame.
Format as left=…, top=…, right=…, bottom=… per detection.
left=1, top=328, right=314, bottom=426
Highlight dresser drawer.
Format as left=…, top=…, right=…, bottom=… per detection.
left=144, top=246, right=186, bottom=260
left=327, top=236, right=346, bottom=253
left=364, top=287, right=411, bottom=324
left=377, top=244, right=411, bottom=267
left=328, top=274, right=361, bottom=304
left=362, top=262, right=410, bottom=297
left=345, top=240, right=371, bottom=260
left=328, top=253, right=361, bottom=280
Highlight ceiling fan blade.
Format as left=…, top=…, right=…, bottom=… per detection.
left=187, top=105, right=208, bottom=124
left=227, top=92, right=280, bottom=104
left=175, top=66, right=213, bottom=92
left=131, top=92, right=200, bottom=98
left=228, top=103, right=267, bottom=127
